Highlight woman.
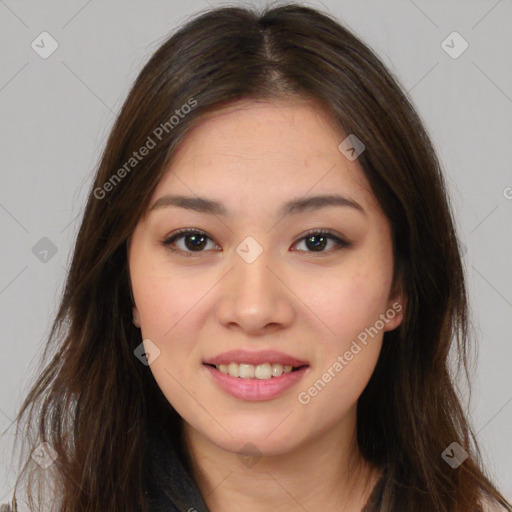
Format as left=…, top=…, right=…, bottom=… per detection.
left=4, top=3, right=511, bottom=511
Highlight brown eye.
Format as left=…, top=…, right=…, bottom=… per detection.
left=162, top=228, right=350, bottom=257
left=292, top=230, right=351, bottom=254
left=162, top=229, right=218, bottom=256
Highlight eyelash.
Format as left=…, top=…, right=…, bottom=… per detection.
left=161, top=228, right=351, bottom=257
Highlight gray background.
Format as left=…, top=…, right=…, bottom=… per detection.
left=1, top=0, right=511, bottom=505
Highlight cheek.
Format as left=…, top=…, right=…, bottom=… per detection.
left=133, top=276, right=175, bottom=336
left=299, top=339, right=381, bottom=428
left=131, top=252, right=208, bottom=341
left=301, top=262, right=393, bottom=348
left=131, top=263, right=203, bottom=408
left=297, top=270, right=386, bottom=415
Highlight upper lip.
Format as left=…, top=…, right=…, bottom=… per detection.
left=203, top=349, right=309, bottom=367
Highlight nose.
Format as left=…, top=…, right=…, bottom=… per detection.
left=215, top=248, right=296, bottom=335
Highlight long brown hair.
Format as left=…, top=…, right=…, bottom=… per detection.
left=5, top=3, right=511, bottom=511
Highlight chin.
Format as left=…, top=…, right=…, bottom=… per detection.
left=213, top=425, right=301, bottom=456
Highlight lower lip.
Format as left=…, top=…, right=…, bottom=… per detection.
left=203, top=364, right=309, bottom=401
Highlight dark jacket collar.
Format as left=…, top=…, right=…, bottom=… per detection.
left=145, top=419, right=210, bottom=512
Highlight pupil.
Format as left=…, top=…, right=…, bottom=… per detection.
left=186, top=234, right=207, bottom=251
left=306, top=235, right=326, bottom=251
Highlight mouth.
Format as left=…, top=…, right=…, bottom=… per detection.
left=203, top=362, right=310, bottom=401
left=202, top=349, right=310, bottom=400
left=203, top=349, right=309, bottom=370
left=203, top=362, right=309, bottom=380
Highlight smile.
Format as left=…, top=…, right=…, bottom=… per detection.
left=203, top=363, right=310, bottom=401
left=212, top=362, right=304, bottom=379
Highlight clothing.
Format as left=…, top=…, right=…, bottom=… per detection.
left=144, top=419, right=210, bottom=512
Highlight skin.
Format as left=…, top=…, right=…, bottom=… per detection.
left=128, top=98, right=406, bottom=512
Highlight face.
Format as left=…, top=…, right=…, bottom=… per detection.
left=128, top=98, right=405, bottom=457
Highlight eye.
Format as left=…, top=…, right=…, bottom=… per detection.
left=161, top=228, right=351, bottom=257
left=162, top=228, right=219, bottom=257
left=291, top=229, right=351, bottom=255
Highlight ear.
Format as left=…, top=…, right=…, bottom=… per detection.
left=127, top=263, right=140, bottom=328
left=132, top=305, right=141, bottom=328
left=383, top=278, right=407, bottom=332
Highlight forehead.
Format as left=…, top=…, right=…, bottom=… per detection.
left=152, top=98, right=379, bottom=215
left=173, top=98, right=345, bottom=166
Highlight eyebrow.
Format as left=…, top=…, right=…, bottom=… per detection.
left=149, top=193, right=366, bottom=217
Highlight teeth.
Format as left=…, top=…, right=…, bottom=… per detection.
left=216, top=362, right=297, bottom=379
left=227, top=363, right=239, bottom=377
left=239, top=364, right=255, bottom=378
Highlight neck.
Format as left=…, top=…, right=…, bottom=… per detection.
left=181, top=408, right=382, bottom=512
